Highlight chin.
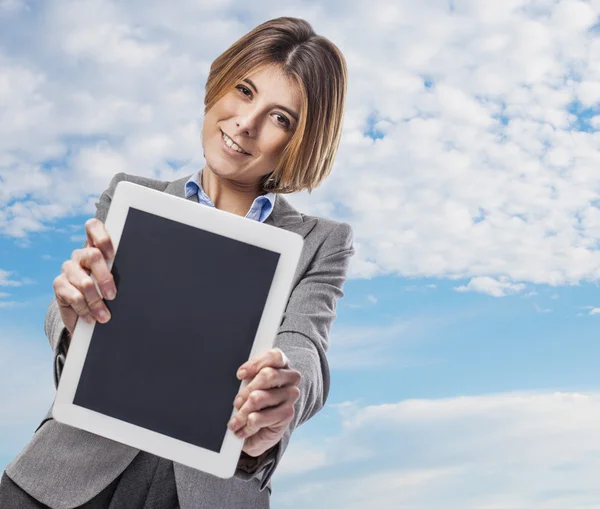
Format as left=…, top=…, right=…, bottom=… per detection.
left=204, top=156, right=231, bottom=178
left=203, top=141, right=231, bottom=173
left=205, top=157, right=247, bottom=185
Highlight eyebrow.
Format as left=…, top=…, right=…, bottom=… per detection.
left=243, top=78, right=299, bottom=122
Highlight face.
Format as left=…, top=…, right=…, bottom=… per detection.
left=201, top=65, right=301, bottom=190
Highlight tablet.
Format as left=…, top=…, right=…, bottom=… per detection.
left=53, top=180, right=303, bottom=478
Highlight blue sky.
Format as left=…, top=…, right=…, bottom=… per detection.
left=2, top=1, right=600, bottom=507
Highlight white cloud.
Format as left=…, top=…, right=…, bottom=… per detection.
left=272, top=391, right=600, bottom=509
left=581, top=306, right=600, bottom=316
left=62, top=22, right=169, bottom=67
left=0, top=271, right=35, bottom=307
left=366, top=294, right=377, bottom=304
left=0, top=0, right=600, bottom=290
left=0, top=269, right=24, bottom=287
left=455, top=276, right=526, bottom=297
left=276, top=440, right=328, bottom=476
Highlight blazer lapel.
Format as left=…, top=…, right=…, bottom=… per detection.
left=164, top=174, right=317, bottom=238
left=265, top=194, right=317, bottom=238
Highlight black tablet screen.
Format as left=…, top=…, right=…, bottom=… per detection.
left=73, top=207, right=281, bottom=452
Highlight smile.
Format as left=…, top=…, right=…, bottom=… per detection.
left=221, top=130, right=251, bottom=156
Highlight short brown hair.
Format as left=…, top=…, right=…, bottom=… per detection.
left=204, top=17, right=347, bottom=194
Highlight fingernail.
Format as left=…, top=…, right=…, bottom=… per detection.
left=236, top=430, right=246, bottom=439
left=98, top=310, right=109, bottom=322
left=228, top=418, right=236, bottom=429
left=105, top=289, right=116, bottom=300
left=237, top=369, right=247, bottom=379
left=234, top=396, right=243, bottom=408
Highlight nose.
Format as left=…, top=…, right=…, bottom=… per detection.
left=234, top=109, right=259, bottom=138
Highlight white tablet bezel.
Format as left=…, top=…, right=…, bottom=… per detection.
left=53, top=180, right=304, bottom=479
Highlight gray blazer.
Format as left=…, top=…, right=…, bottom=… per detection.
left=6, top=172, right=354, bottom=509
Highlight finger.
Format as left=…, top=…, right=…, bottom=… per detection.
left=77, top=244, right=116, bottom=297
left=63, top=257, right=111, bottom=323
left=276, top=348, right=290, bottom=367
left=235, top=367, right=301, bottom=408
left=236, top=403, right=296, bottom=440
left=76, top=245, right=117, bottom=301
left=232, top=386, right=299, bottom=432
left=234, top=367, right=300, bottom=409
left=229, top=386, right=297, bottom=431
left=53, top=274, right=96, bottom=325
left=85, top=218, right=115, bottom=262
left=237, top=348, right=290, bottom=380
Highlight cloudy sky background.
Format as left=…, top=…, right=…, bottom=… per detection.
left=2, top=0, right=600, bottom=507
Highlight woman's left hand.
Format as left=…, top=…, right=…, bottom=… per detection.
left=228, top=348, right=301, bottom=457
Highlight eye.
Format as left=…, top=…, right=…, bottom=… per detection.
left=236, top=85, right=252, bottom=98
left=236, top=84, right=292, bottom=130
left=274, top=113, right=291, bottom=129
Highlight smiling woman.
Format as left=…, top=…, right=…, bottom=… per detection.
left=1, top=16, right=354, bottom=509
left=202, top=17, right=346, bottom=196
left=201, top=65, right=304, bottom=216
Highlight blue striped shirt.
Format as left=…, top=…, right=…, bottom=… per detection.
left=184, top=170, right=276, bottom=223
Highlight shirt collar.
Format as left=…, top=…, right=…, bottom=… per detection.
left=185, top=169, right=276, bottom=223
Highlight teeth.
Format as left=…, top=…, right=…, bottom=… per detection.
left=223, top=132, right=246, bottom=154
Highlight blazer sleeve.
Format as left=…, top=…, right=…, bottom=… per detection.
left=45, top=172, right=127, bottom=388
left=238, top=220, right=355, bottom=490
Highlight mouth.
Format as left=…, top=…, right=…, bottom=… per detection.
left=221, top=130, right=251, bottom=156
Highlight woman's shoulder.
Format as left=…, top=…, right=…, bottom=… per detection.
left=294, top=211, right=355, bottom=267
left=293, top=210, right=354, bottom=253
left=104, top=172, right=172, bottom=194
left=305, top=213, right=352, bottom=235
left=94, top=173, right=174, bottom=221
left=310, top=216, right=354, bottom=252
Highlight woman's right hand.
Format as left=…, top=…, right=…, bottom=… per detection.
left=53, top=218, right=117, bottom=336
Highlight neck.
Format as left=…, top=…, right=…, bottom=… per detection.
left=201, top=166, right=263, bottom=217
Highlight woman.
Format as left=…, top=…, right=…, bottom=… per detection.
left=1, top=16, right=354, bottom=509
